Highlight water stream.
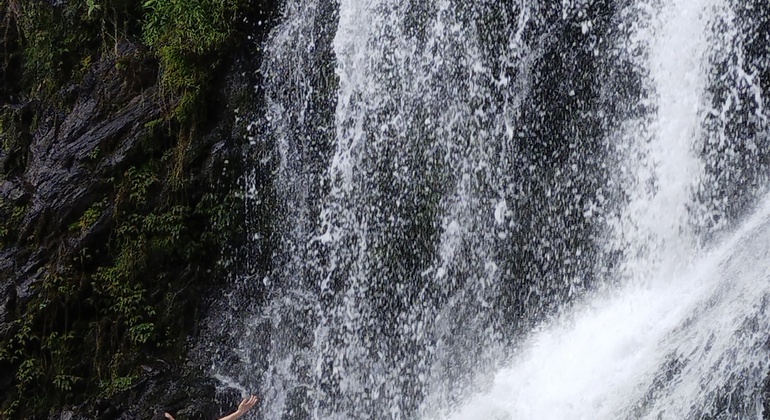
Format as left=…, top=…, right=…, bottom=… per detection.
left=208, top=0, right=770, bottom=418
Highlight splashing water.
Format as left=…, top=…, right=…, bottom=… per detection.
left=443, top=196, right=770, bottom=419
left=437, top=0, right=770, bottom=418
left=206, top=0, right=770, bottom=418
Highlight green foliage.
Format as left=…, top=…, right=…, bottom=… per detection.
left=0, top=0, right=251, bottom=416
left=16, top=358, right=43, bottom=390
left=0, top=158, right=222, bottom=414
left=0, top=397, right=20, bottom=419
left=53, top=374, right=80, bottom=393
left=116, top=165, right=157, bottom=208
left=12, top=1, right=102, bottom=94
left=100, top=371, right=137, bottom=397
left=128, top=322, right=156, bottom=345
left=142, top=0, right=237, bottom=55
left=86, top=0, right=102, bottom=18
left=92, top=241, right=154, bottom=337
left=0, top=201, right=28, bottom=248
left=6, top=317, right=34, bottom=363
left=69, top=201, right=104, bottom=234
left=108, top=374, right=138, bottom=394
left=0, top=106, right=32, bottom=179
left=44, top=332, right=82, bottom=393
left=142, top=0, right=242, bottom=122
left=195, top=191, right=239, bottom=247
left=3, top=0, right=145, bottom=96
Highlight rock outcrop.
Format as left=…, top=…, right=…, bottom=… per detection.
left=0, top=27, right=263, bottom=420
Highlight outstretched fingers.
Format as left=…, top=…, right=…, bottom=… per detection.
left=238, top=395, right=259, bottom=412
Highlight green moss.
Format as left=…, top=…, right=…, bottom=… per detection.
left=105, top=373, right=139, bottom=396
left=0, top=0, right=253, bottom=416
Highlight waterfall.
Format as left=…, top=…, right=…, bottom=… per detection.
left=443, top=197, right=770, bottom=419
left=208, top=0, right=770, bottom=418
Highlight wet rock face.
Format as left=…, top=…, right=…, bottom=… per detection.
left=0, top=43, right=158, bottom=294
left=12, top=43, right=159, bottom=252
left=126, top=365, right=240, bottom=420
left=0, top=35, right=264, bottom=420
left=0, top=281, right=13, bottom=394
left=0, top=39, right=161, bottom=407
left=0, top=0, right=281, bottom=414
left=0, top=280, right=14, bottom=335
left=46, top=363, right=241, bottom=420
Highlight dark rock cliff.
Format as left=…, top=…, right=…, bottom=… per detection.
left=0, top=0, right=278, bottom=418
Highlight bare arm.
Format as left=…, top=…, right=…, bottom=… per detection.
left=219, top=395, right=259, bottom=420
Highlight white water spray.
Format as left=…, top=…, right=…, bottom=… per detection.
left=442, top=195, right=770, bottom=419
left=615, top=0, right=715, bottom=280
left=438, top=0, right=770, bottom=418
left=213, top=0, right=770, bottom=418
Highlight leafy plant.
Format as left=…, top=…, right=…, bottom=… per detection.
left=142, top=0, right=242, bottom=122
left=0, top=201, right=29, bottom=247
left=69, top=201, right=104, bottom=234
left=86, top=0, right=102, bottom=18
left=0, top=0, right=252, bottom=416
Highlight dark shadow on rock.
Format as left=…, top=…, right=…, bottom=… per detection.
left=49, top=362, right=241, bottom=420
left=0, top=39, right=160, bottom=305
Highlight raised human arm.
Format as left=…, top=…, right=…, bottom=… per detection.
left=218, top=395, right=259, bottom=420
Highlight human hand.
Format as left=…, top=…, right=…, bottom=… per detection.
left=237, top=395, right=258, bottom=414
left=164, top=413, right=175, bottom=420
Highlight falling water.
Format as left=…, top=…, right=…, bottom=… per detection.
left=443, top=197, right=770, bottom=419
left=424, top=0, right=770, bottom=417
left=210, top=0, right=770, bottom=418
